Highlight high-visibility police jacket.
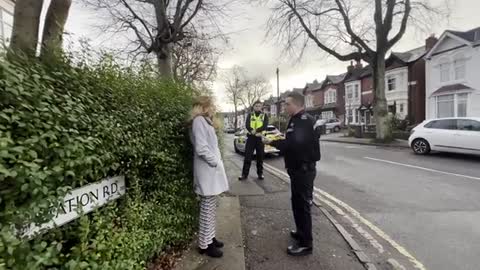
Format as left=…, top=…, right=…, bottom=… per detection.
left=246, top=112, right=268, bottom=136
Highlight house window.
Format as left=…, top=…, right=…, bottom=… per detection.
left=322, top=111, right=334, bottom=120
left=387, top=76, right=397, bottom=91
left=347, top=109, right=353, bottom=123
left=354, top=84, right=359, bottom=99
left=457, top=93, right=468, bottom=117
left=399, top=104, right=404, bottom=113
left=436, top=93, right=468, bottom=118
left=0, top=8, right=13, bottom=45
left=436, top=94, right=454, bottom=118
left=325, top=89, right=337, bottom=104
left=454, top=59, right=466, bottom=80
left=346, top=85, right=353, bottom=100
left=439, top=62, right=450, bottom=82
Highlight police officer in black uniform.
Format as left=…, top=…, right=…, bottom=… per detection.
left=265, top=91, right=321, bottom=256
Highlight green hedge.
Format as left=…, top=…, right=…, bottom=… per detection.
left=0, top=56, right=198, bottom=269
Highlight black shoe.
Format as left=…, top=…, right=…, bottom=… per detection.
left=238, top=175, right=247, bottom=181
left=290, top=230, right=300, bottom=241
left=257, top=174, right=264, bottom=180
left=212, top=237, right=224, bottom=248
left=287, top=244, right=313, bottom=256
left=199, top=243, right=223, bottom=258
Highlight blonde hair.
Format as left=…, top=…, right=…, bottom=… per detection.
left=189, top=96, right=218, bottom=127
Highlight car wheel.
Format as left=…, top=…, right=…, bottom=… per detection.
left=334, top=126, right=340, bottom=132
left=234, top=141, right=240, bottom=154
left=412, top=139, right=431, bottom=155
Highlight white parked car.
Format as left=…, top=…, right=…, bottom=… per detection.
left=325, top=118, right=343, bottom=132
left=408, top=117, right=480, bottom=155
left=315, top=118, right=343, bottom=133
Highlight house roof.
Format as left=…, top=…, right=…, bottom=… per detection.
left=431, top=83, right=473, bottom=96
left=344, top=66, right=372, bottom=82
left=391, top=45, right=428, bottom=63
left=293, top=88, right=305, bottom=94
left=326, top=73, right=347, bottom=84
left=304, top=80, right=323, bottom=92
left=427, top=26, right=480, bottom=59
left=446, top=27, right=480, bottom=43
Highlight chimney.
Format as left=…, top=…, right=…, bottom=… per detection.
left=347, top=61, right=354, bottom=73
left=426, top=34, right=438, bottom=50
left=355, top=59, right=363, bottom=69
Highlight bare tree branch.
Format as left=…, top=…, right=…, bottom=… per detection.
left=387, top=0, right=411, bottom=49
left=82, top=0, right=229, bottom=79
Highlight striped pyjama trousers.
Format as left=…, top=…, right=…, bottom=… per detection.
left=198, top=196, right=217, bottom=249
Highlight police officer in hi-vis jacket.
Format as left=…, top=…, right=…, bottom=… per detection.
left=239, top=100, right=269, bottom=181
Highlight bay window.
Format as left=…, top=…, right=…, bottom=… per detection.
left=436, top=93, right=468, bottom=118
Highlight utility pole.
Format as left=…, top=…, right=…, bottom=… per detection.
left=276, top=67, right=280, bottom=130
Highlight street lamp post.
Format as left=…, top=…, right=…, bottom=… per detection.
left=276, top=67, right=280, bottom=130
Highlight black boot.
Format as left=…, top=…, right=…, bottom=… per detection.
left=257, top=174, right=264, bottom=180
left=199, top=243, right=223, bottom=258
left=212, top=237, right=224, bottom=248
left=287, top=243, right=313, bottom=256
left=238, top=175, right=247, bottom=181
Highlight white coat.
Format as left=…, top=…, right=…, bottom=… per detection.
left=190, top=116, right=229, bottom=196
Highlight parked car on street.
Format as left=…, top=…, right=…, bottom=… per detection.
left=315, top=118, right=342, bottom=133
left=325, top=118, right=343, bottom=132
left=224, top=127, right=236, bottom=134
left=234, top=125, right=284, bottom=155
left=408, top=117, right=480, bottom=155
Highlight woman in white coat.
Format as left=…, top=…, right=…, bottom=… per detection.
left=189, top=96, right=229, bottom=258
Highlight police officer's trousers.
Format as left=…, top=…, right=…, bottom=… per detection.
left=288, top=164, right=316, bottom=247
left=241, top=135, right=264, bottom=177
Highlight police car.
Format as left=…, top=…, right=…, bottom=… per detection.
left=233, top=125, right=284, bottom=155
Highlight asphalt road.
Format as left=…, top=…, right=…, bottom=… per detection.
left=259, top=139, right=480, bottom=270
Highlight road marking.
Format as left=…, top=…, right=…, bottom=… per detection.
left=314, top=192, right=385, bottom=254
left=314, top=187, right=426, bottom=270
left=263, top=162, right=427, bottom=270
left=364, top=157, right=480, bottom=181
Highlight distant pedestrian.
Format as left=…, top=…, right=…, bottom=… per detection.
left=264, top=92, right=321, bottom=256
left=189, top=96, right=229, bottom=258
left=239, top=100, right=269, bottom=181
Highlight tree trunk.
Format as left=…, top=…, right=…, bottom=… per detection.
left=234, top=104, right=238, bottom=131
left=372, top=51, right=392, bottom=142
left=9, top=0, right=44, bottom=57
left=157, top=44, right=174, bottom=80
left=41, top=0, right=72, bottom=60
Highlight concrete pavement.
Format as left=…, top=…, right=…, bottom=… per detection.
left=320, top=132, right=410, bottom=148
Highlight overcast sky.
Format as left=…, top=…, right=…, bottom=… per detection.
left=63, top=0, right=480, bottom=111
